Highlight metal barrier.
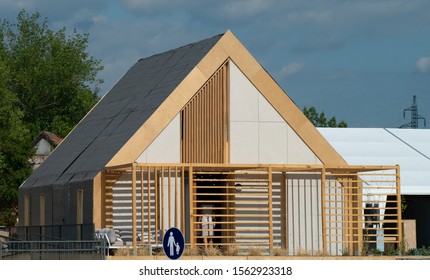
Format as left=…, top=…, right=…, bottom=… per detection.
left=11, top=224, right=95, bottom=241
left=0, top=239, right=106, bottom=260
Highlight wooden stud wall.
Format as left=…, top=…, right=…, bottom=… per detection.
left=102, top=171, right=124, bottom=228
left=192, top=167, right=272, bottom=252
left=107, top=166, right=183, bottom=247
left=103, top=163, right=402, bottom=256
left=323, top=168, right=402, bottom=255
left=181, top=62, right=228, bottom=164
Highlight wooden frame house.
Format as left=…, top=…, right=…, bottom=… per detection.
left=18, top=31, right=402, bottom=255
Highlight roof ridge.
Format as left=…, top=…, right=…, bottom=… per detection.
left=138, top=33, right=224, bottom=62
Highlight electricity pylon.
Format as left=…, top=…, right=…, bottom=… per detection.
left=400, top=95, right=426, bottom=128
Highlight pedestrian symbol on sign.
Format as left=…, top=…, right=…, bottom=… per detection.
left=163, top=227, right=184, bottom=260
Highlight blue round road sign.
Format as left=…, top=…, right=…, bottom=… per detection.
left=163, top=227, right=185, bottom=260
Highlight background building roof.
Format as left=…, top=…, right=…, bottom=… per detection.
left=318, top=128, right=430, bottom=195
left=33, top=131, right=63, bottom=147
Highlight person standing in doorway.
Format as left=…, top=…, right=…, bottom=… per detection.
left=199, top=204, right=215, bottom=249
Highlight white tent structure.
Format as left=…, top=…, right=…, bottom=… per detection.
left=318, top=128, right=430, bottom=247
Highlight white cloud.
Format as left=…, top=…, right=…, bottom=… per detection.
left=416, top=57, right=430, bottom=73
left=278, top=62, right=304, bottom=79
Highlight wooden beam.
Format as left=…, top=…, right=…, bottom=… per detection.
left=147, top=166, right=151, bottom=244
left=321, top=167, right=327, bottom=254
left=140, top=166, right=144, bottom=246
left=181, top=166, right=185, bottom=237
left=268, top=166, right=273, bottom=252
left=396, top=166, right=403, bottom=246
left=189, top=166, right=195, bottom=246
left=281, top=172, right=287, bottom=249
left=131, top=163, right=137, bottom=255
left=155, top=167, right=159, bottom=244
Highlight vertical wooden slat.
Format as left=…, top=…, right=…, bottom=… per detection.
left=147, top=167, right=151, bottom=244
left=131, top=164, right=137, bottom=255
left=268, top=167, right=273, bottom=251
left=321, top=167, right=327, bottom=254
left=222, top=64, right=230, bottom=162
left=203, top=85, right=207, bottom=163
left=175, top=167, right=179, bottom=228
left=155, top=167, right=159, bottom=244
left=181, top=166, right=185, bottom=237
left=345, top=178, right=351, bottom=253
left=161, top=167, right=165, bottom=234
left=168, top=167, right=171, bottom=228
left=224, top=64, right=229, bottom=163
left=210, top=78, right=214, bottom=162
left=189, top=166, right=195, bottom=246
left=140, top=166, right=144, bottom=245
left=356, top=175, right=363, bottom=255
left=396, top=166, right=403, bottom=247
left=281, top=172, right=288, bottom=249
left=101, top=171, right=106, bottom=228
left=180, top=63, right=228, bottom=164
left=195, top=93, right=200, bottom=162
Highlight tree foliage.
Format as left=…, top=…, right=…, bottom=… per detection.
left=1, top=10, right=102, bottom=137
left=0, top=10, right=103, bottom=226
left=303, top=106, right=347, bottom=127
left=0, top=58, right=33, bottom=226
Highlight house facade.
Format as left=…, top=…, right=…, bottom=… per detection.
left=18, top=31, right=402, bottom=255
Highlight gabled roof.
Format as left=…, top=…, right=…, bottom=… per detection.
left=33, top=131, right=63, bottom=147
left=318, top=127, right=430, bottom=195
left=106, top=31, right=347, bottom=168
left=21, top=33, right=224, bottom=188
left=21, top=30, right=347, bottom=190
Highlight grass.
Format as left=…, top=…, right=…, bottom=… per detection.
left=271, top=247, right=289, bottom=256
left=224, top=245, right=240, bottom=256
left=204, top=246, right=223, bottom=256
left=112, top=244, right=430, bottom=257
left=183, top=245, right=201, bottom=256
left=248, top=247, right=264, bottom=256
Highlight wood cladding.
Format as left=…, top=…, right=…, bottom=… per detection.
left=181, top=62, right=229, bottom=163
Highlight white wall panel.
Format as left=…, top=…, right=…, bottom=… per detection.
left=287, top=126, right=322, bottom=165
left=230, top=62, right=258, bottom=122
left=258, top=93, right=284, bottom=122
left=230, top=122, right=259, bottom=163
left=136, top=114, right=180, bottom=163
left=259, top=122, right=287, bottom=164
left=286, top=174, right=322, bottom=255
left=229, top=60, right=321, bottom=165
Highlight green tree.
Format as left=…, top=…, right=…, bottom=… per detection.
left=0, top=10, right=103, bottom=226
left=1, top=10, right=102, bottom=138
left=0, top=60, right=33, bottom=227
left=303, top=106, right=347, bottom=127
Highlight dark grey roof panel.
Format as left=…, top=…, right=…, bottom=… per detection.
left=20, top=33, right=223, bottom=189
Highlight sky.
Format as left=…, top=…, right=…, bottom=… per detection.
left=1, top=0, right=429, bottom=128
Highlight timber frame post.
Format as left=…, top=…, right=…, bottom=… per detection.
left=189, top=166, right=195, bottom=247
left=268, top=166, right=273, bottom=252
left=131, top=163, right=137, bottom=255
left=396, top=165, right=403, bottom=249
left=321, top=166, right=327, bottom=254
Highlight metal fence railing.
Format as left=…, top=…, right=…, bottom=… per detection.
left=0, top=239, right=106, bottom=260
left=11, top=224, right=95, bottom=241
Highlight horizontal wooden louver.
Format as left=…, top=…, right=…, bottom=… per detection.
left=181, top=62, right=229, bottom=163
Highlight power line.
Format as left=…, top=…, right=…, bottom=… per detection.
left=399, top=95, right=426, bottom=129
